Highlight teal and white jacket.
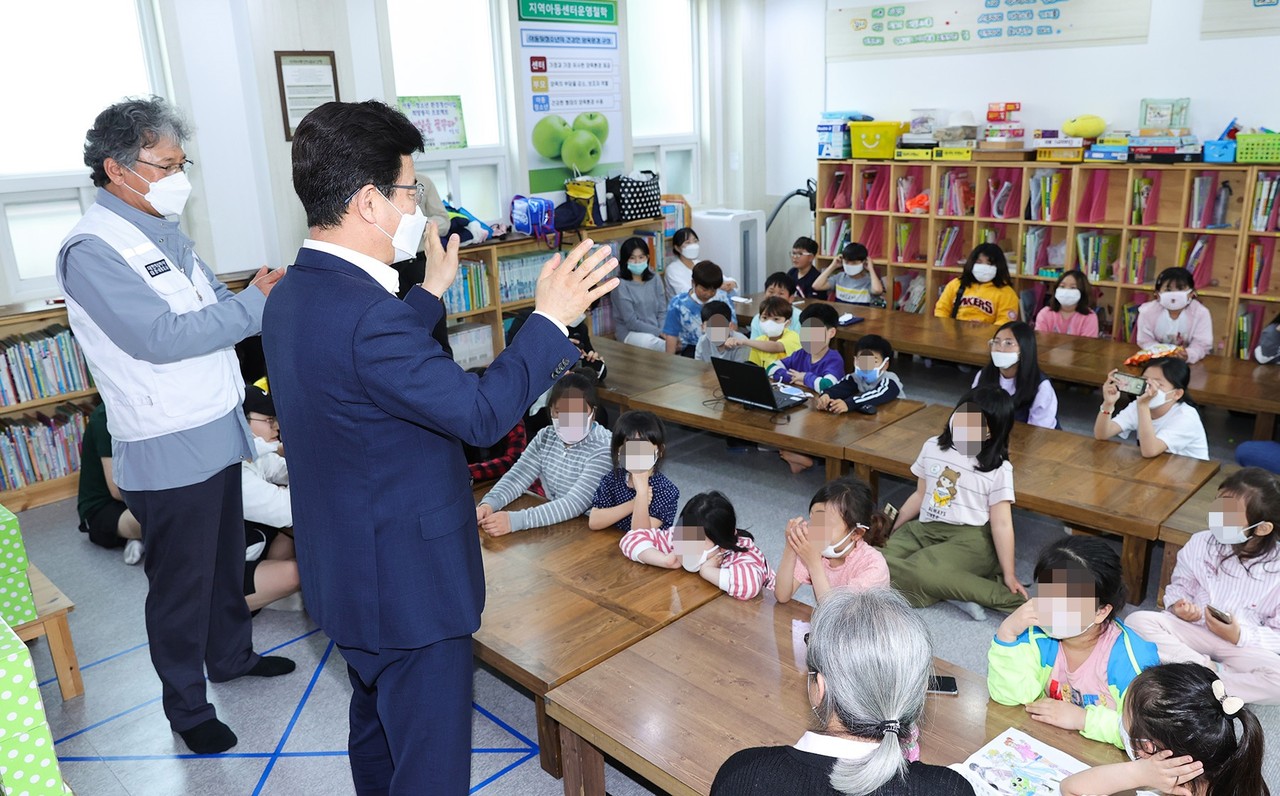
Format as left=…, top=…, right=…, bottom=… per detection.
left=987, top=620, right=1159, bottom=748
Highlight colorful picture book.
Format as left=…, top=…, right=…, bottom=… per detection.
left=441, top=259, right=490, bottom=315
left=948, top=728, right=1086, bottom=796
left=0, top=325, right=95, bottom=408
left=0, top=402, right=91, bottom=491
left=1250, top=171, right=1280, bottom=232
left=939, top=169, right=975, bottom=217
left=1075, top=231, right=1119, bottom=282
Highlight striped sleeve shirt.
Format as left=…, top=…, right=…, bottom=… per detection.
left=478, top=423, right=612, bottom=532
left=1164, top=530, right=1280, bottom=653
left=618, top=527, right=776, bottom=600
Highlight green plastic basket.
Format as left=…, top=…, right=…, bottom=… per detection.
left=1235, top=133, right=1280, bottom=163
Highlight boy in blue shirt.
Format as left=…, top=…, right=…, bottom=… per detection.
left=814, top=334, right=905, bottom=415
left=663, top=260, right=735, bottom=357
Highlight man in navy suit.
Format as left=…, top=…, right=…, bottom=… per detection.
left=262, top=100, right=618, bottom=795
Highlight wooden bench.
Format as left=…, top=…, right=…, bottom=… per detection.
left=843, top=403, right=1220, bottom=605
left=471, top=489, right=722, bottom=777
left=547, top=592, right=1126, bottom=796
left=1156, top=465, right=1239, bottom=609
left=738, top=293, right=1280, bottom=440
left=13, top=564, right=83, bottom=700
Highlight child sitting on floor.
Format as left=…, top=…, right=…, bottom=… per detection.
left=813, top=334, right=904, bottom=415
left=695, top=300, right=750, bottom=363
left=766, top=303, right=846, bottom=473
left=725, top=295, right=799, bottom=368
left=1059, top=663, right=1268, bottom=796
left=620, top=491, right=774, bottom=600
left=988, top=536, right=1159, bottom=749
left=589, top=411, right=680, bottom=533
left=1127, top=467, right=1280, bottom=705
left=747, top=272, right=802, bottom=338
left=477, top=369, right=612, bottom=535
left=774, top=476, right=890, bottom=604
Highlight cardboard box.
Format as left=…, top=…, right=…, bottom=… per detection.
left=0, top=620, right=65, bottom=796
left=1084, top=150, right=1129, bottom=162
left=816, top=122, right=850, bottom=159
left=979, top=140, right=1029, bottom=151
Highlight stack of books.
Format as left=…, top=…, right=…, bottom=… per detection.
left=821, top=216, right=850, bottom=257
left=938, top=169, right=974, bottom=216
left=1075, top=231, right=1119, bottom=282
left=1125, top=236, right=1155, bottom=284
left=934, top=226, right=964, bottom=267
left=1243, top=241, right=1274, bottom=294
left=1250, top=172, right=1280, bottom=231
left=0, top=325, right=95, bottom=408
left=441, top=260, right=490, bottom=315
left=0, top=402, right=91, bottom=491
left=447, top=323, right=494, bottom=370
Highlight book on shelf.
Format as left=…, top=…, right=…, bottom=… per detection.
left=0, top=401, right=92, bottom=492
left=1074, top=231, right=1119, bottom=282
left=822, top=216, right=850, bottom=256
left=894, top=272, right=925, bottom=313
left=1125, top=235, right=1155, bottom=284
left=824, top=165, right=851, bottom=209
left=1177, top=235, right=1214, bottom=288
left=1250, top=172, right=1280, bottom=232
left=986, top=178, right=1015, bottom=219
left=934, top=226, right=963, bottom=267
left=1131, top=175, right=1157, bottom=225
left=1238, top=304, right=1266, bottom=360
left=0, top=325, right=95, bottom=408
left=939, top=169, right=974, bottom=216
left=497, top=252, right=546, bottom=303
left=860, top=168, right=889, bottom=211
left=1243, top=240, right=1274, bottom=294
left=589, top=296, right=615, bottom=338
left=1022, top=227, right=1049, bottom=276
left=1187, top=174, right=1216, bottom=229
left=1027, top=169, right=1064, bottom=222
left=442, top=259, right=490, bottom=315
left=895, top=222, right=922, bottom=263
left=1119, top=294, right=1150, bottom=343
left=896, top=174, right=920, bottom=213
left=446, top=322, right=494, bottom=370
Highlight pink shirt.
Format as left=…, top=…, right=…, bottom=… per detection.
left=1034, top=306, right=1099, bottom=338
left=1047, top=623, right=1121, bottom=710
left=1135, top=299, right=1214, bottom=363
left=792, top=542, right=890, bottom=593
left=1164, top=530, right=1280, bottom=653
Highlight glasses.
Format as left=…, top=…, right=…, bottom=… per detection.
left=248, top=414, right=279, bottom=427
left=988, top=338, right=1019, bottom=350
left=135, top=157, right=195, bottom=176
left=789, top=250, right=810, bottom=257
left=343, top=182, right=427, bottom=205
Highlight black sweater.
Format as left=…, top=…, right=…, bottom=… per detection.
left=711, top=746, right=975, bottom=796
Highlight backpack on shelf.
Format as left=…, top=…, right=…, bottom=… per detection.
left=510, top=195, right=559, bottom=247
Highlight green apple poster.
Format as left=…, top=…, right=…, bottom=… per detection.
left=519, top=0, right=623, bottom=194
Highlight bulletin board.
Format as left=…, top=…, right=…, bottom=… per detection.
left=826, top=0, right=1152, bottom=61
left=1201, top=0, right=1280, bottom=39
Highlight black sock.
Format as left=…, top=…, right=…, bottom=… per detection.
left=246, top=655, right=296, bottom=678
left=178, top=718, right=237, bottom=754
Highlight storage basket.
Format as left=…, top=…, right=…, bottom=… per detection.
left=1236, top=134, right=1280, bottom=163
left=848, top=122, right=908, bottom=159
left=1204, top=140, right=1236, bottom=163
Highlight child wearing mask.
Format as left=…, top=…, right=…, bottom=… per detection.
left=613, top=236, right=669, bottom=352
left=988, top=536, right=1159, bottom=749
left=663, top=260, right=736, bottom=357
left=774, top=476, right=890, bottom=604
left=747, top=272, right=802, bottom=338
left=934, top=243, right=1020, bottom=325
left=1127, top=467, right=1280, bottom=705
left=812, top=242, right=885, bottom=306
left=1095, top=357, right=1209, bottom=460
left=767, top=303, right=846, bottom=473
left=695, top=300, right=750, bottom=363
left=620, top=491, right=774, bottom=600
left=814, top=334, right=904, bottom=415
left=725, top=295, right=799, bottom=368
left=1135, top=267, right=1214, bottom=363
left=1035, top=269, right=1099, bottom=338
left=973, top=321, right=1059, bottom=429
left=589, top=411, right=680, bottom=533
left=1060, top=663, right=1269, bottom=796
left=477, top=370, right=611, bottom=535
left=786, top=236, right=824, bottom=300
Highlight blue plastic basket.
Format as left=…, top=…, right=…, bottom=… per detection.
left=1204, top=140, right=1236, bottom=163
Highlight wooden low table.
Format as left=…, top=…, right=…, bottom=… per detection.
left=1156, top=464, right=1237, bottom=608
left=472, top=491, right=723, bottom=777
left=547, top=593, right=1125, bottom=796
left=13, top=564, right=83, bottom=700
left=625, top=368, right=927, bottom=481
left=844, top=403, right=1220, bottom=604
left=591, top=337, right=709, bottom=409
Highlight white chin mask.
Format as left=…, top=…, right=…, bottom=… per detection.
left=1118, top=720, right=1139, bottom=762
left=1055, top=288, right=1081, bottom=307
left=377, top=191, right=428, bottom=262
left=682, top=243, right=701, bottom=260
left=820, top=525, right=865, bottom=558
left=971, top=263, right=998, bottom=283
left=127, top=167, right=193, bottom=217
left=843, top=263, right=865, bottom=277
left=990, top=351, right=1020, bottom=369
left=1147, top=390, right=1171, bottom=410
left=1208, top=514, right=1262, bottom=545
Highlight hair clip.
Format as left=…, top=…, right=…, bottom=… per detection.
left=878, top=720, right=901, bottom=737
left=1212, top=679, right=1244, bottom=716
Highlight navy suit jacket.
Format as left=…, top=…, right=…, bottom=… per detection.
left=262, top=247, right=578, bottom=651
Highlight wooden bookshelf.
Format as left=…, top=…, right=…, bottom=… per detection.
left=0, top=218, right=664, bottom=512
left=819, top=158, right=1280, bottom=356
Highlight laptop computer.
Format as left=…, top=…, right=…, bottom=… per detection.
left=711, top=358, right=808, bottom=412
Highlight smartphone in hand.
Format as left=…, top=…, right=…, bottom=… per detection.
left=1207, top=605, right=1233, bottom=624
left=1112, top=372, right=1147, bottom=396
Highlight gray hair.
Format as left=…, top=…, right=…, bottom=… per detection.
left=84, top=96, right=192, bottom=187
left=806, top=588, right=933, bottom=796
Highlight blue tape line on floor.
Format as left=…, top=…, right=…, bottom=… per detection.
left=38, top=640, right=150, bottom=688
left=470, top=750, right=538, bottom=794
left=472, top=701, right=538, bottom=750
left=251, top=639, right=336, bottom=796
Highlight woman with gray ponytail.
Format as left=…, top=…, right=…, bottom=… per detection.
left=711, top=589, right=973, bottom=795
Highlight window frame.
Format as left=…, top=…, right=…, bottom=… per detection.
left=0, top=0, right=169, bottom=304
left=628, top=0, right=702, bottom=204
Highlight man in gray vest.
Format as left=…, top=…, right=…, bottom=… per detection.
left=55, top=97, right=294, bottom=754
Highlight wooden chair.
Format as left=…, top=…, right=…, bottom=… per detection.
left=13, top=564, right=83, bottom=700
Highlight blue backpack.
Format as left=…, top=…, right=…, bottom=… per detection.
left=510, top=195, right=559, bottom=247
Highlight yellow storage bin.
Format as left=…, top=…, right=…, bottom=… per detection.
left=849, top=122, right=908, bottom=160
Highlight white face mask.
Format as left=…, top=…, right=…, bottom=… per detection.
left=1118, top=719, right=1139, bottom=762
left=376, top=190, right=428, bottom=262
left=1208, top=514, right=1263, bottom=546
left=820, top=525, right=865, bottom=559
left=760, top=319, right=786, bottom=338
left=623, top=451, right=658, bottom=473
left=991, top=351, right=1020, bottom=369
left=681, top=545, right=715, bottom=572
left=971, top=263, right=998, bottom=283
left=126, top=167, right=193, bottom=217
left=1147, top=389, right=1171, bottom=410
left=552, top=412, right=593, bottom=445
left=1055, top=288, right=1081, bottom=307
left=843, top=262, right=865, bottom=277
left=682, top=243, right=701, bottom=260
left=1159, top=290, right=1191, bottom=311
left=1038, top=598, right=1096, bottom=640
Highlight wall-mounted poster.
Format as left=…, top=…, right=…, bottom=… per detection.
left=1202, top=0, right=1280, bottom=38
left=517, top=0, right=623, bottom=194
left=398, top=96, right=468, bottom=150
left=274, top=51, right=339, bottom=140
left=827, top=0, right=1152, bottom=61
